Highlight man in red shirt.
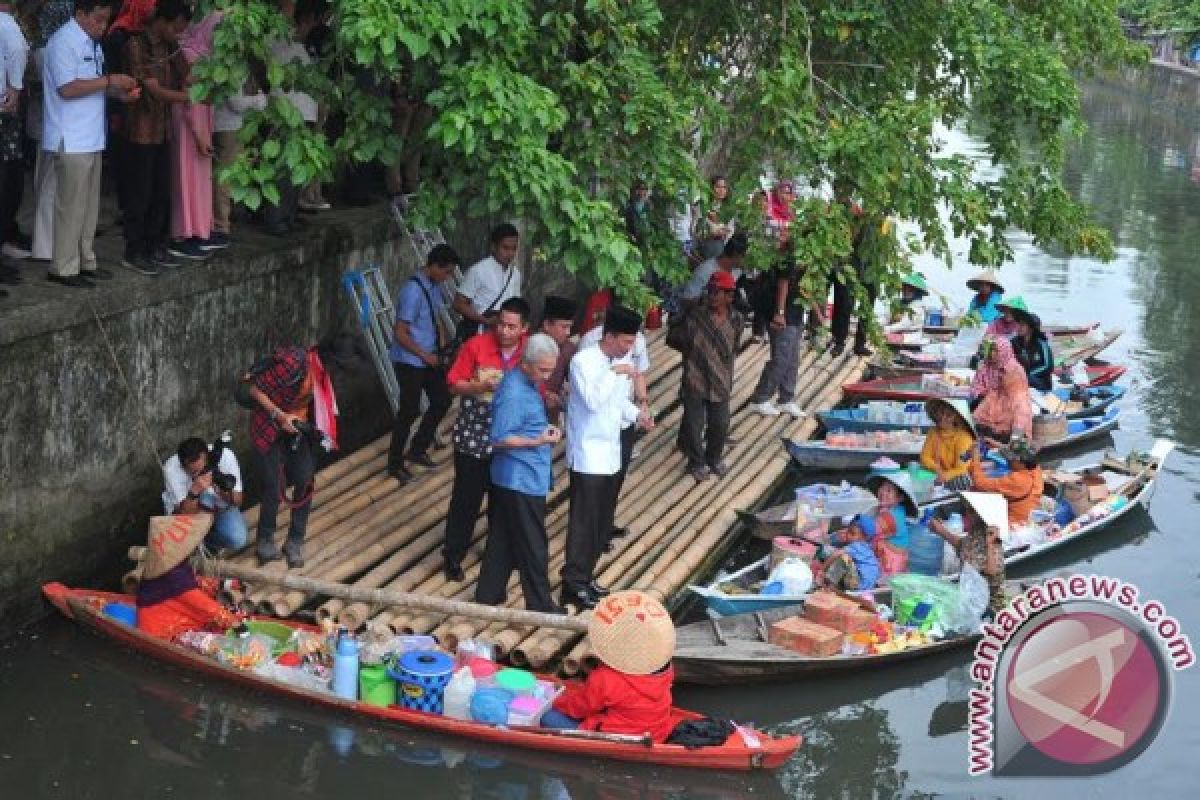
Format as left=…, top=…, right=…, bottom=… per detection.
left=442, top=297, right=531, bottom=581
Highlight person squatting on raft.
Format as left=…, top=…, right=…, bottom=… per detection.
left=161, top=435, right=247, bottom=552
left=815, top=515, right=882, bottom=592
left=541, top=590, right=677, bottom=743
left=920, top=397, right=978, bottom=491
left=927, top=492, right=1008, bottom=614
left=967, top=437, right=1045, bottom=527
left=474, top=333, right=563, bottom=613
left=969, top=335, right=1032, bottom=444
left=668, top=269, right=743, bottom=482
left=136, top=514, right=242, bottom=640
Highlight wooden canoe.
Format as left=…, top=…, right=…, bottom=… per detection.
left=41, top=583, right=800, bottom=771
left=709, top=439, right=1173, bottom=620
left=785, top=407, right=1121, bottom=472
left=871, top=329, right=1122, bottom=378
left=843, top=365, right=1126, bottom=402
left=920, top=321, right=1099, bottom=337
left=673, top=601, right=982, bottom=684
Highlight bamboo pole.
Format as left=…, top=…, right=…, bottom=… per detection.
left=200, top=560, right=589, bottom=632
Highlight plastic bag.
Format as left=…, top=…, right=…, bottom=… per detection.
left=888, top=573, right=962, bottom=631
left=766, top=558, right=813, bottom=596
left=940, top=541, right=961, bottom=576
left=457, top=638, right=495, bottom=664
left=944, top=565, right=989, bottom=634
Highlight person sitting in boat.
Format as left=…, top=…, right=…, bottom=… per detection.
left=1007, top=303, right=1054, bottom=391
left=865, top=472, right=920, bottom=550
left=136, top=515, right=242, bottom=640
left=541, top=591, right=677, bottom=743
left=888, top=272, right=929, bottom=327
left=965, top=270, right=1005, bottom=324
left=984, top=295, right=1026, bottom=338
left=928, top=492, right=1008, bottom=614
left=816, top=516, right=882, bottom=591
left=967, top=437, right=1045, bottom=527
left=969, top=336, right=1032, bottom=444
left=920, top=398, right=977, bottom=490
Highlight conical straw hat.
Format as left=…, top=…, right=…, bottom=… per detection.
left=143, top=514, right=213, bottom=580
left=965, top=269, right=1004, bottom=293
left=925, top=397, right=977, bottom=437
left=959, top=492, right=1009, bottom=543
left=865, top=471, right=920, bottom=517
left=588, top=591, right=675, bottom=675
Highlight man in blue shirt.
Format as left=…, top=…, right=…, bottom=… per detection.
left=475, top=333, right=561, bottom=612
left=387, top=243, right=459, bottom=482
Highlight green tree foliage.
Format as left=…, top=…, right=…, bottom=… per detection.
left=1120, top=1, right=1200, bottom=42
left=195, top=0, right=1141, bottom=314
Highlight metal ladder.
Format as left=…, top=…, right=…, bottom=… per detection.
left=389, top=195, right=464, bottom=342
left=342, top=267, right=403, bottom=414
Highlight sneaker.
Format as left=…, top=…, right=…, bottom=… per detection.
left=387, top=463, right=413, bottom=483
left=829, top=341, right=846, bottom=358
left=46, top=272, right=95, bottom=289
left=151, top=248, right=183, bottom=269
left=778, top=402, right=808, bottom=418
left=444, top=562, right=465, bottom=582
left=1, top=242, right=31, bottom=259
left=196, top=232, right=230, bottom=250
left=83, top=267, right=114, bottom=281
left=284, top=543, right=305, bottom=569
left=256, top=545, right=284, bottom=566
left=708, top=461, right=730, bottom=478
left=853, top=344, right=874, bottom=357
left=121, top=254, right=160, bottom=276
left=749, top=401, right=780, bottom=416
left=167, top=240, right=209, bottom=260
left=687, top=465, right=712, bottom=482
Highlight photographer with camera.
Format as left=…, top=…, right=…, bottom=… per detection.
left=161, top=436, right=247, bottom=552
left=241, top=335, right=360, bottom=568
left=387, top=243, right=461, bottom=483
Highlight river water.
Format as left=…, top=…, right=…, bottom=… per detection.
left=2, top=69, right=1198, bottom=798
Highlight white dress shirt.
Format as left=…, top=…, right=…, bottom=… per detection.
left=458, top=255, right=522, bottom=314
left=0, top=11, right=29, bottom=102
left=161, top=449, right=244, bottom=514
left=42, top=19, right=106, bottom=153
left=577, top=327, right=650, bottom=419
left=565, top=346, right=639, bottom=476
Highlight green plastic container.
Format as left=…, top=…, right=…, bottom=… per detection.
left=358, top=664, right=396, bottom=707
left=494, top=668, right=537, bottom=694
left=228, top=620, right=294, bottom=656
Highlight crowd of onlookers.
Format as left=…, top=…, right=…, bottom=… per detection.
left=0, top=0, right=342, bottom=297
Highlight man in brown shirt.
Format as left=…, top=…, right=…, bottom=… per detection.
left=668, top=269, right=743, bottom=481
left=118, top=0, right=189, bottom=275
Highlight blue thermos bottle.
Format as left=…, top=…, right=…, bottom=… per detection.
left=332, top=631, right=360, bottom=701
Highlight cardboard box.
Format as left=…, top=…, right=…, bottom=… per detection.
left=768, top=617, right=844, bottom=657
left=803, top=591, right=876, bottom=634
left=1087, top=483, right=1110, bottom=502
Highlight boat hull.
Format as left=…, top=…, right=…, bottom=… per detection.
left=41, top=584, right=799, bottom=771
left=843, top=366, right=1126, bottom=402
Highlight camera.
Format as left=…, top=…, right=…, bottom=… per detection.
left=289, top=420, right=321, bottom=451
left=207, top=432, right=238, bottom=493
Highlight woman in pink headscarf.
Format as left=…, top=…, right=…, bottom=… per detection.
left=168, top=11, right=223, bottom=257
left=970, top=335, right=1032, bottom=444
left=765, top=181, right=795, bottom=238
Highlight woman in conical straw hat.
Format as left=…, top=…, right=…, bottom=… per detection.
left=136, top=514, right=242, bottom=640
left=965, top=269, right=1005, bottom=324
left=541, top=590, right=677, bottom=742
left=928, top=492, right=1009, bottom=614
left=1005, top=302, right=1054, bottom=391
left=920, top=397, right=978, bottom=490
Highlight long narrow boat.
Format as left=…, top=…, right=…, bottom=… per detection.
left=843, top=365, right=1126, bottom=402
left=694, top=439, right=1172, bottom=619
left=816, top=386, right=1124, bottom=435
left=672, top=601, right=982, bottom=684
left=872, top=329, right=1123, bottom=379
left=42, top=583, right=800, bottom=771
left=786, top=408, right=1121, bottom=472
left=920, top=321, right=1099, bottom=337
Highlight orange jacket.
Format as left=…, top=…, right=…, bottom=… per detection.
left=968, top=461, right=1045, bottom=525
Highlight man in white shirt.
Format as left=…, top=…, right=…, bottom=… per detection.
left=162, top=436, right=248, bottom=552
left=561, top=306, right=654, bottom=610
left=453, top=222, right=522, bottom=337
left=0, top=0, right=30, bottom=276
left=41, top=0, right=136, bottom=288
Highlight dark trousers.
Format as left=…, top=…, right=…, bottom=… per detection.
left=0, top=145, right=24, bottom=244
left=255, top=437, right=316, bottom=550
left=389, top=362, right=451, bottom=467
left=680, top=392, right=731, bottom=470
left=476, top=487, right=555, bottom=611
left=119, top=140, right=171, bottom=258
left=562, top=470, right=617, bottom=589
left=443, top=450, right=491, bottom=567
left=831, top=277, right=877, bottom=348
left=262, top=177, right=300, bottom=230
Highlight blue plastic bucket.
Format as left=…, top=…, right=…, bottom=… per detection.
left=388, top=650, right=454, bottom=713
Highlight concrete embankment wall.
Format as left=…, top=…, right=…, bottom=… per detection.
left=0, top=206, right=567, bottom=634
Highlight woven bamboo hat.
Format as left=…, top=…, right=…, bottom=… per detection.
left=965, top=269, right=1004, bottom=293
left=588, top=591, right=675, bottom=675
left=925, top=397, right=977, bottom=437
left=865, top=472, right=919, bottom=517
left=959, top=492, right=1009, bottom=543
left=143, top=514, right=213, bottom=580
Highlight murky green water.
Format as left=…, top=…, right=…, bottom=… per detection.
left=3, top=70, right=1199, bottom=798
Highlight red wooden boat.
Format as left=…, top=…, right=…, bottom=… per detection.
left=42, top=583, right=800, bottom=772
left=842, top=364, right=1126, bottom=401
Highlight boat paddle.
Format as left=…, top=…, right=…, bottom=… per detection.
left=509, top=725, right=654, bottom=747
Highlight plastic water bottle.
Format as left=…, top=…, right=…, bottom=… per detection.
left=332, top=631, right=360, bottom=701
left=443, top=667, right=476, bottom=720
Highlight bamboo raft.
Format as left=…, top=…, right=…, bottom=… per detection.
left=128, top=330, right=869, bottom=674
